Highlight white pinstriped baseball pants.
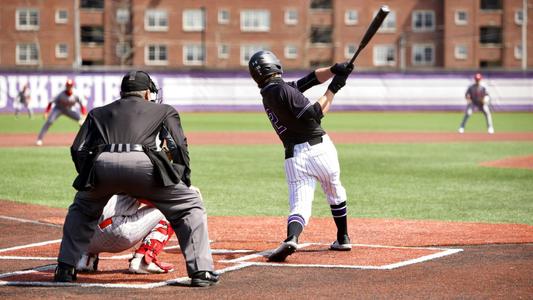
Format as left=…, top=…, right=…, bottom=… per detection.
left=284, top=134, right=347, bottom=225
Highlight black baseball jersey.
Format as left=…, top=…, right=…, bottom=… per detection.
left=260, top=75, right=325, bottom=148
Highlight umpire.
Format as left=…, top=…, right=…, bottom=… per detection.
left=54, top=70, right=219, bottom=287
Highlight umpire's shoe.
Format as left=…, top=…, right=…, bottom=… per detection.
left=54, top=262, right=77, bottom=282
left=191, top=271, right=220, bottom=287
left=268, top=236, right=298, bottom=262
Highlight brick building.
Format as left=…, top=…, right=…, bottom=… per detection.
left=0, top=0, right=531, bottom=71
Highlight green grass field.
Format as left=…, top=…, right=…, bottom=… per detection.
left=0, top=112, right=532, bottom=225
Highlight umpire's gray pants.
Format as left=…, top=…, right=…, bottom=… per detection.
left=58, top=152, right=214, bottom=277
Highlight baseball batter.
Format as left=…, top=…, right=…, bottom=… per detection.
left=36, top=79, right=87, bottom=146
left=458, top=73, right=494, bottom=134
left=76, top=194, right=175, bottom=274
left=14, top=83, right=33, bottom=118
left=248, top=50, right=352, bottom=262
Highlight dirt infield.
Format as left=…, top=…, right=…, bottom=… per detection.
left=0, top=200, right=532, bottom=298
left=480, top=155, right=533, bottom=170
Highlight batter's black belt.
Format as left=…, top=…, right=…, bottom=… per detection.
left=284, top=136, right=323, bottom=159
left=102, top=143, right=144, bottom=153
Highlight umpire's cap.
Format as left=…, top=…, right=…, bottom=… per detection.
left=248, top=50, right=283, bottom=87
left=121, top=70, right=158, bottom=93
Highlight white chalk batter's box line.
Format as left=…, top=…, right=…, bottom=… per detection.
left=0, top=238, right=463, bottom=289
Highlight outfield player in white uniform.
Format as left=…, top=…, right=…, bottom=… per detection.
left=36, top=79, right=87, bottom=146
left=248, top=51, right=353, bottom=262
left=76, top=194, right=175, bottom=274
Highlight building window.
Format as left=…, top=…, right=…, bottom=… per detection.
left=310, top=0, right=332, bottom=10
left=455, top=10, right=468, bottom=25
left=412, top=10, right=435, bottom=32
left=116, top=8, right=130, bottom=25
left=373, top=45, right=396, bottom=66
left=412, top=44, right=434, bottom=66
left=514, top=44, right=522, bottom=59
left=16, top=43, right=39, bottom=65
left=183, top=44, right=205, bottom=66
left=218, top=9, right=230, bottom=24
left=345, top=44, right=356, bottom=59
left=284, top=45, right=297, bottom=59
left=183, top=9, right=205, bottom=32
left=241, top=10, right=270, bottom=32
left=480, top=26, right=502, bottom=45
left=55, top=10, right=68, bottom=24
left=81, top=26, right=104, bottom=44
left=378, top=10, right=396, bottom=32
left=480, top=0, right=502, bottom=10
left=454, top=44, right=468, bottom=60
left=16, top=9, right=39, bottom=30
left=80, top=0, right=104, bottom=9
left=116, top=42, right=131, bottom=58
left=285, top=9, right=298, bottom=25
left=145, top=44, right=167, bottom=65
left=241, top=44, right=268, bottom=66
left=55, top=43, right=68, bottom=58
left=515, top=10, right=524, bottom=25
left=145, top=10, right=168, bottom=31
left=311, top=26, right=332, bottom=44
left=218, top=44, right=229, bottom=59
left=344, top=10, right=358, bottom=25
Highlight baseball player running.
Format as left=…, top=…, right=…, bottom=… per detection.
left=458, top=73, right=495, bottom=134
left=36, top=79, right=87, bottom=146
left=248, top=50, right=352, bottom=262
left=76, top=194, right=175, bottom=274
left=14, top=83, right=33, bottom=118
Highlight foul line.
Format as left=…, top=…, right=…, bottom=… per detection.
left=0, top=215, right=62, bottom=228
left=0, top=239, right=61, bottom=254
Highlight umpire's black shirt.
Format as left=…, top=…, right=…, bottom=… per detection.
left=71, top=95, right=190, bottom=190
left=261, top=76, right=326, bottom=149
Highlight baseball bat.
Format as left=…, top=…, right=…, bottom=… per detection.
left=349, top=5, right=390, bottom=66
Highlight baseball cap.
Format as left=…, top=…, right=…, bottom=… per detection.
left=66, top=79, right=74, bottom=87
left=474, top=73, right=482, bottom=80
left=120, top=71, right=158, bottom=93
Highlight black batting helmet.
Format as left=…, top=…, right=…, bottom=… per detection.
left=248, top=50, right=283, bottom=86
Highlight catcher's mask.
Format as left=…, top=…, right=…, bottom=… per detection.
left=120, top=70, right=162, bottom=103
left=248, top=50, right=283, bottom=87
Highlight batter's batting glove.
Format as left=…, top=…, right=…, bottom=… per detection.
left=328, top=74, right=348, bottom=94
left=330, top=62, right=354, bottom=76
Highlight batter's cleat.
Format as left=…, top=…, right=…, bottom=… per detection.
left=488, top=127, right=494, bottom=134
left=35, top=139, right=43, bottom=146
left=458, top=127, right=464, bottom=134
left=190, top=271, right=220, bottom=287
left=268, top=238, right=298, bottom=262
left=330, top=234, right=352, bottom=251
left=54, top=263, right=77, bottom=282
left=128, top=253, right=174, bottom=274
left=76, top=253, right=99, bottom=273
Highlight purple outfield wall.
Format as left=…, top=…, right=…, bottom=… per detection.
left=0, top=70, right=532, bottom=112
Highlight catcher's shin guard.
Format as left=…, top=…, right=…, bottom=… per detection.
left=129, top=220, right=174, bottom=274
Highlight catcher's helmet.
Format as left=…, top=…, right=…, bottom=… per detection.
left=248, top=50, right=283, bottom=86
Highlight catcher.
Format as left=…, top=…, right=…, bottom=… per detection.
left=76, top=194, right=176, bottom=274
